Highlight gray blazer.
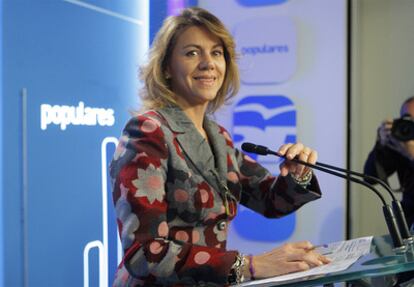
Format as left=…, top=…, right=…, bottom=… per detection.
left=110, top=105, right=322, bottom=286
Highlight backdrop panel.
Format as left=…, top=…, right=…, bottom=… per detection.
left=2, top=1, right=148, bottom=286
left=199, top=0, right=347, bottom=254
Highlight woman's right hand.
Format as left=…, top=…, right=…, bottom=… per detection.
left=249, top=241, right=331, bottom=279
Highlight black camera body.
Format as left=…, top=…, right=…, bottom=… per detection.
left=392, top=116, right=414, bottom=141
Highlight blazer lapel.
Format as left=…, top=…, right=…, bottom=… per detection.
left=158, top=106, right=222, bottom=191
left=204, top=119, right=228, bottom=183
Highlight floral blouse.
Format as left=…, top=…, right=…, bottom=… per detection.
left=109, top=105, right=321, bottom=286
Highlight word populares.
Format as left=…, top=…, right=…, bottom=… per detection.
left=241, top=44, right=289, bottom=56
left=41, top=101, right=115, bottom=130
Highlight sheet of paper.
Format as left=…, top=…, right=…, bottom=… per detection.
left=241, top=236, right=373, bottom=286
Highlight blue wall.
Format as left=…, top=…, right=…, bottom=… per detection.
left=1, top=1, right=148, bottom=286
left=0, top=1, right=198, bottom=285
left=150, top=0, right=168, bottom=44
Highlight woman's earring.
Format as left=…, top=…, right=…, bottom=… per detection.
left=165, top=73, right=171, bottom=80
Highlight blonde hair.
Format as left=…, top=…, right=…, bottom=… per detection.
left=139, top=7, right=240, bottom=113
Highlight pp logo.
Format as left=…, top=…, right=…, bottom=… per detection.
left=234, top=16, right=296, bottom=85
left=232, top=95, right=296, bottom=241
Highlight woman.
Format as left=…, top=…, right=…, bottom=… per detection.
left=110, top=7, right=329, bottom=286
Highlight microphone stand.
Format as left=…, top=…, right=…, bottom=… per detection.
left=241, top=142, right=407, bottom=251
left=314, top=161, right=413, bottom=244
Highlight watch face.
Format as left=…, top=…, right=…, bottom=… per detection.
left=228, top=255, right=246, bottom=284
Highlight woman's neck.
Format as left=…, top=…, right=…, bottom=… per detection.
left=177, top=103, right=208, bottom=138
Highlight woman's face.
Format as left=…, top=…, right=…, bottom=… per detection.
left=167, top=25, right=226, bottom=108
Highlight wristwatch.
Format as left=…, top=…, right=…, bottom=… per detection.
left=228, top=253, right=245, bottom=285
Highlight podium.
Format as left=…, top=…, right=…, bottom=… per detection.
left=244, top=234, right=414, bottom=287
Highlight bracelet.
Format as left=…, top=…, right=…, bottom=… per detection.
left=291, top=170, right=313, bottom=186
left=248, top=254, right=255, bottom=280
left=228, top=253, right=246, bottom=285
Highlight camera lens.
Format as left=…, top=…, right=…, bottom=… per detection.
left=392, top=117, right=414, bottom=141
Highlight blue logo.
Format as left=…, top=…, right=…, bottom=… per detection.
left=232, top=95, right=296, bottom=241
left=237, top=0, right=288, bottom=7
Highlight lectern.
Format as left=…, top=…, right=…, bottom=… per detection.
left=242, top=234, right=414, bottom=287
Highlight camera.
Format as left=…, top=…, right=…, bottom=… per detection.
left=391, top=115, right=414, bottom=141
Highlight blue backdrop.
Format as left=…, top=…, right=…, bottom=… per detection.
left=1, top=0, right=347, bottom=286
left=1, top=1, right=148, bottom=286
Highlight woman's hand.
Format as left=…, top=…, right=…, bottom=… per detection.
left=277, top=142, right=317, bottom=178
left=250, top=241, right=331, bottom=279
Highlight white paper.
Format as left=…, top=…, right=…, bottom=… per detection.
left=241, top=236, right=373, bottom=286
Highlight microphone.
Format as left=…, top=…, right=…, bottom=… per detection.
left=241, top=142, right=413, bottom=244
left=242, top=143, right=414, bottom=244
left=241, top=142, right=407, bottom=250
left=310, top=160, right=413, bottom=245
